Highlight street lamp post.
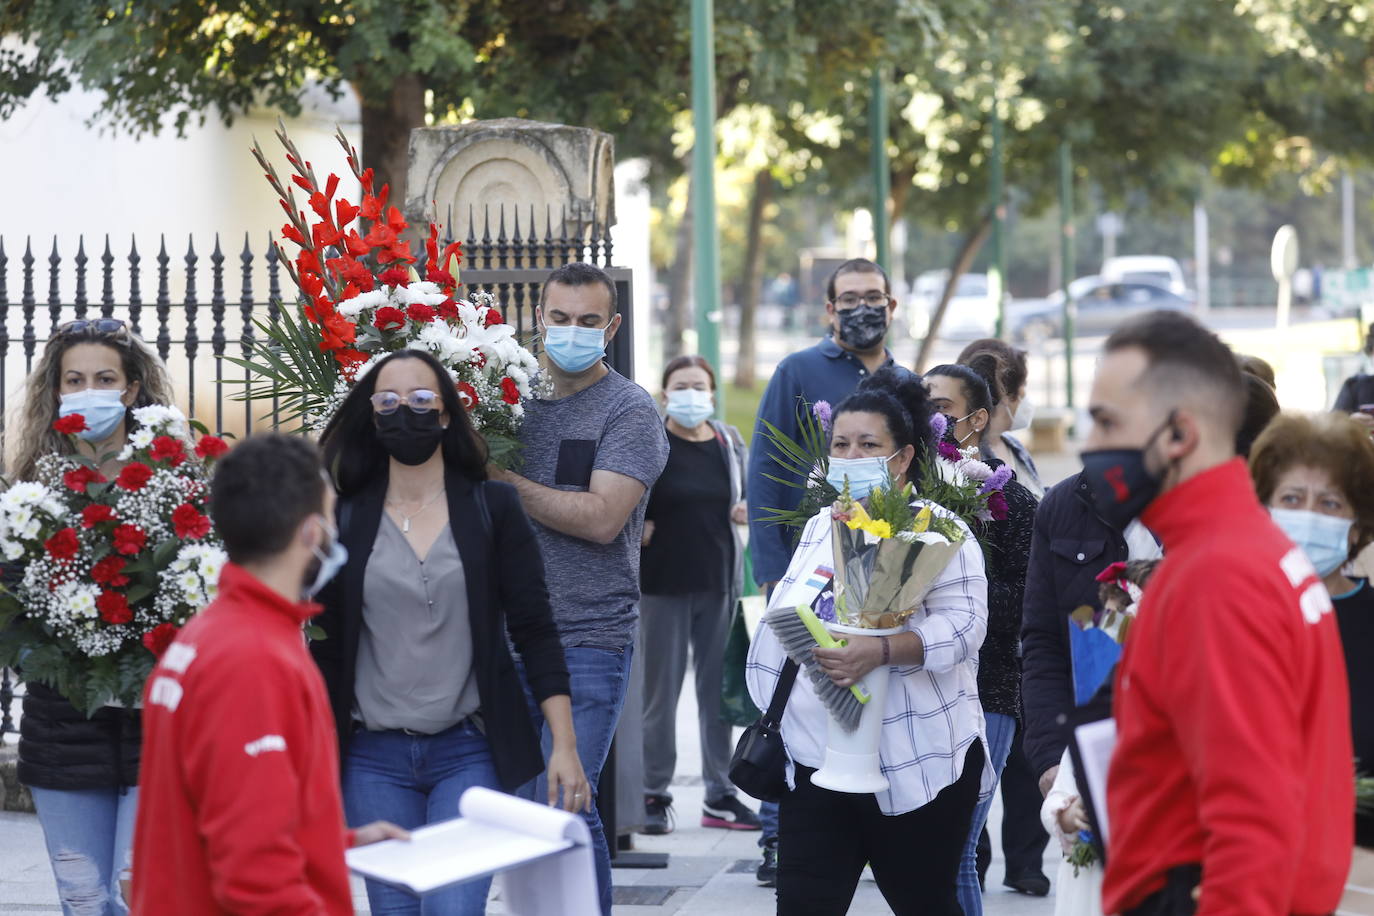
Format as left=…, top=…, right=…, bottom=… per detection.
left=870, top=69, right=891, bottom=274
left=1059, top=142, right=1076, bottom=412
left=691, top=0, right=723, bottom=415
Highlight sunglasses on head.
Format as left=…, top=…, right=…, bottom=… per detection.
left=56, top=318, right=130, bottom=339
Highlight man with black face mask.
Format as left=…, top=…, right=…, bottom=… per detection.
left=1078, top=311, right=1352, bottom=916
left=132, top=435, right=405, bottom=914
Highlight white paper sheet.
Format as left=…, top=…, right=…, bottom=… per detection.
left=1073, top=717, right=1118, bottom=844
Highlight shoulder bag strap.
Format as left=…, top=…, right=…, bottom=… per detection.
left=761, top=658, right=799, bottom=728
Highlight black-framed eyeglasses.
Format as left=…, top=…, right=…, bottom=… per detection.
left=370, top=389, right=440, bottom=414
left=833, top=292, right=890, bottom=309
left=56, top=318, right=129, bottom=339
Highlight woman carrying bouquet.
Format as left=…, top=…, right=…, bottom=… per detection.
left=745, top=367, right=992, bottom=915
left=925, top=361, right=1040, bottom=915
left=10, top=318, right=178, bottom=916
left=311, top=349, right=588, bottom=916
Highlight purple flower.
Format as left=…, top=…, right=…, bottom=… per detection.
left=929, top=412, right=948, bottom=439
left=812, top=400, right=832, bottom=433
left=986, top=490, right=1010, bottom=521
left=937, top=440, right=963, bottom=463
left=979, top=465, right=1013, bottom=495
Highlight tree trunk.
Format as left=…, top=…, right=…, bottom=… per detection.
left=664, top=177, right=694, bottom=362
left=358, top=73, right=426, bottom=206
left=733, top=169, right=772, bottom=389
left=913, top=212, right=994, bottom=372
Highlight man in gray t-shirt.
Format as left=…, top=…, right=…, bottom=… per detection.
left=490, top=262, right=667, bottom=916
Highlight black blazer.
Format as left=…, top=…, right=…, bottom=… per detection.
left=310, top=467, right=570, bottom=792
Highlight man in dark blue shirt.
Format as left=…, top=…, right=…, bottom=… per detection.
left=747, top=257, right=899, bottom=591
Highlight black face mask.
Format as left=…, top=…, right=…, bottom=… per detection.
left=375, top=406, right=444, bottom=466
left=836, top=303, right=889, bottom=350
left=1079, top=415, right=1175, bottom=531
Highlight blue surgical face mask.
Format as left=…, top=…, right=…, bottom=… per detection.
left=665, top=388, right=714, bottom=428
left=304, top=516, right=349, bottom=599
left=1270, top=507, right=1353, bottom=577
left=58, top=388, right=128, bottom=442
left=826, top=454, right=897, bottom=501
left=543, top=321, right=609, bottom=374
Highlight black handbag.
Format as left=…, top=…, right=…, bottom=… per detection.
left=728, top=658, right=799, bottom=802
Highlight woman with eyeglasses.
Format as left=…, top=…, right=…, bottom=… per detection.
left=924, top=361, right=1040, bottom=916
left=10, top=318, right=177, bottom=916
left=311, top=349, right=586, bottom=916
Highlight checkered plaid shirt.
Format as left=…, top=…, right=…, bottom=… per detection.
left=746, top=502, right=994, bottom=815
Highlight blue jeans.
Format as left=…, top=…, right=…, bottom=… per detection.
left=30, top=785, right=139, bottom=916
left=518, top=644, right=633, bottom=916
left=759, top=800, right=779, bottom=845
left=342, top=720, right=501, bottom=916
left=956, top=711, right=1018, bottom=916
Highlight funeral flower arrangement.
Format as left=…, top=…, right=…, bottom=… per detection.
left=235, top=126, right=541, bottom=466
left=0, top=408, right=229, bottom=714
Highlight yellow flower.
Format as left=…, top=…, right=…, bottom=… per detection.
left=844, top=503, right=873, bottom=530
left=861, top=518, right=892, bottom=538
left=913, top=506, right=932, bottom=533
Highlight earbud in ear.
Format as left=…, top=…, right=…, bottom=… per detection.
left=1171, top=426, right=1184, bottom=443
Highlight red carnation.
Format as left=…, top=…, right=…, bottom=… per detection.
left=406, top=303, right=436, bottom=323
left=457, top=382, right=479, bottom=409
left=63, top=466, right=107, bottom=493
left=436, top=297, right=459, bottom=320
left=483, top=308, right=504, bottom=328
left=379, top=267, right=411, bottom=288
left=81, top=505, right=117, bottom=529
left=986, top=490, right=1010, bottom=522
left=53, top=414, right=87, bottom=435
left=373, top=306, right=406, bottom=332
left=91, top=555, right=130, bottom=587
left=149, top=436, right=186, bottom=467
left=194, top=435, right=229, bottom=460
left=44, top=527, right=80, bottom=561
left=113, top=523, right=147, bottom=556
left=143, top=623, right=179, bottom=659
left=115, top=463, right=154, bottom=492
left=97, top=591, right=132, bottom=625
left=172, top=503, right=211, bottom=540
left=501, top=377, right=521, bottom=405
left=470, top=351, right=487, bottom=369
left=1095, top=561, right=1130, bottom=584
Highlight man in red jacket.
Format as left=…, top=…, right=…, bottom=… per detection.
left=1080, top=311, right=1352, bottom=916
left=131, top=434, right=405, bottom=915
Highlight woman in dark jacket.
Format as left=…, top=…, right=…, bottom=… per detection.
left=311, top=349, right=586, bottom=916
left=924, top=361, right=1038, bottom=916
left=13, top=319, right=178, bottom=916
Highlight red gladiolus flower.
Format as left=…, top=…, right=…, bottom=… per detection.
left=406, top=303, right=436, bottom=323
left=483, top=308, right=504, bottom=328
left=379, top=267, right=411, bottom=288
left=44, top=527, right=80, bottom=561
left=457, top=382, right=479, bottom=409
left=194, top=435, right=229, bottom=459
left=336, top=199, right=359, bottom=230
left=501, top=377, right=520, bottom=405
left=172, top=503, right=211, bottom=540
left=97, top=591, right=132, bottom=625
left=53, top=414, right=87, bottom=435
left=113, top=523, right=147, bottom=556
left=116, top=462, right=154, bottom=491
left=336, top=348, right=370, bottom=374
left=280, top=223, right=307, bottom=247
left=373, top=307, right=406, bottom=332
left=81, top=505, right=117, bottom=529
left=91, top=555, right=130, bottom=587
left=359, top=167, right=375, bottom=195
left=311, top=221, right=342, bottom=249
left=149, top=436, right=186, bottom=467
left=143, top=623, right=179, bottom=659
left=63, top=466, right=107, bottom=493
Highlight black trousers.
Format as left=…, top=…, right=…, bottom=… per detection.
left=998, top=725, right=1051, bottom=874
left=776, top=740, right=985, bottom=915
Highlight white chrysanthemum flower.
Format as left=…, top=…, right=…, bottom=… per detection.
left=21, top=519, right=41, bottom=540
left=65, top=584, right=99, bottom=619
left=2, top=540, right=23, bottom=561
left=394, top=282, right=448, bottom=307
left=4, top=482, right=49, bottom=508
left=40, top=496, right=66, bottom=518
left=129, top=428, right=155, bottom=450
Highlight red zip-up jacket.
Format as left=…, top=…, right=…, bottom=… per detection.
left=131, top=563, right=355, bottom=915
left=1103, top=459, right=1353, bottom=916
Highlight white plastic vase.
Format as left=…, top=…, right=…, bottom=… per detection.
left=810, top=622, right=904, bottom=794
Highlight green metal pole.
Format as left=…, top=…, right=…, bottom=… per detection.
left=691, top=0, right=723, bottom=415
left=989, top=103, right=1006, bottom=338
left=870, top=69, right=891, bottom=274
left=1059, top=141, right=1076, bottom=411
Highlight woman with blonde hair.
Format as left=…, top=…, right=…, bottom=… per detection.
left=10, top=318, right=179, bottom=916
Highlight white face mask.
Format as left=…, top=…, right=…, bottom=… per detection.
left=1007, top=398, right=1034, bottom=432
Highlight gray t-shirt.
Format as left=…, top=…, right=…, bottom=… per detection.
left=519, top=368, right=669, bottom=648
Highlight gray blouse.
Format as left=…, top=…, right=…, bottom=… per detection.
left=354, top=515, right=480, bottom=734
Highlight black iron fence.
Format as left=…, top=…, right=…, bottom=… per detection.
left=0, top=205, right=631, bottom=735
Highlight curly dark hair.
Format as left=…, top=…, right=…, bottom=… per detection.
left=832, top=367, right=936, bottom=484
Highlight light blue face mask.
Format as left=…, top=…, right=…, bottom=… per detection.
left=665, top=388, right=714, bottom=428
left=304, top=516, right=349, bottom=599
left=58, top=388, right=128, bottom=442
left=543, top=322, right=609, bottom=374
left=825, top=454, right=896, bottom=501
left=1270, top=507, right=1353, bottom=578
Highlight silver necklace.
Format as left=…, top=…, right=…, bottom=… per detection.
left=385, top=487, right=445, bottom=533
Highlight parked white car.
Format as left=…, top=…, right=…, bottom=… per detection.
left=906, top=270, right=999, bottom=340
left=1099, top=256, right=1188, bottom=297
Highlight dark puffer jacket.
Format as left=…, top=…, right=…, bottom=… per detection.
left=17, top=680, right=141, bottom=790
